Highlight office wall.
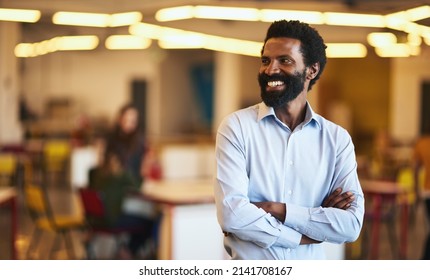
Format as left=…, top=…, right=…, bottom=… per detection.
left=239, top=55, right=261, bottom=108
left=391, top=47, right=430, bottom=143
left=320, top=53, right=391, bottom=154
left=19, top=47, right=218, bottom=140
left=158, top=49, right=213, bottom=138
left=20, top=47, right=161, bottom=136
left=20, top=49, right=159, bottom=117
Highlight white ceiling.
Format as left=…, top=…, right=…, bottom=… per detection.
left=2, top=0, right=430, bottom=46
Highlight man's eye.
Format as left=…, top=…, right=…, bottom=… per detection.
left=281, top=58, right=292, bottom=64
left=261, top=58, right=269, bottom=65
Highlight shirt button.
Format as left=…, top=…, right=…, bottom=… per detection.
left=286, top=248, right=291, bottom=253
left=288, top=160, right=294, bottom=166
left=288, top=190, right=292, bottom=195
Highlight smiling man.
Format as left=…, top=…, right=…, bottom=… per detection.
left=214, top=20, right=365, bottom=260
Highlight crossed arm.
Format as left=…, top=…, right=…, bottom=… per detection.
left=252, top=187, right=355, bottom=244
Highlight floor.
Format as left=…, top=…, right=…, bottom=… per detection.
left=1, top=183, right=429, bottom=260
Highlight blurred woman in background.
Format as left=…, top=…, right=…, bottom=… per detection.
left=105, top=104, right=148, bottom=184
left=97, top=103, right=159, bottom=258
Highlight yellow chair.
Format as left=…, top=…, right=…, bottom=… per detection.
left=24, top=184, right=84, bottom=259
left=43, top=140, right=71, bottom=171
left=397, top=167, right=416, bottom=204
left=397, top=166, right=425, bottom=203
left=0, top=153, right=17, bottom=187
left=43, top=140, right=71, bottom=187
left=396, top=166, right=425, bottom=226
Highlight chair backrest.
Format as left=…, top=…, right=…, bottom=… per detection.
left=43, top=140, right=71, bottom=172
left=79, top=188, right=105, bottom=218
left=397, top=166, right=426, bottom=204
left=0, top=153, right=17, bottom=186
left=44, top=140, right=71, bottom=158
left=0, top=153, right=17, bottom=174
left=79, top=188, right=108, bottom=229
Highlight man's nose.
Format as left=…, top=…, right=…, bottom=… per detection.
left=265, top=60, right=280, bottom=75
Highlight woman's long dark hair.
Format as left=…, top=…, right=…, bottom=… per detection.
left=104, top=104, right=146, bottom=181
left=109, top=104, right=142, bottom=153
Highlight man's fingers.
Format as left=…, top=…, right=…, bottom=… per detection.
left=324, top=189, right=355, bottom=209
left=332, top=193, right=355, bottom=209
left=322, top=187, right=342, bottom=207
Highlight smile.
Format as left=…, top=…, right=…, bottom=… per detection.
left=267, top=80, right=285, bottom=87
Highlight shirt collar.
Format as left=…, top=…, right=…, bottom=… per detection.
left=257, top=101, right=321, bottom=130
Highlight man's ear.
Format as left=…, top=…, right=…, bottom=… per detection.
left=307, top=62, right=320, bottom=80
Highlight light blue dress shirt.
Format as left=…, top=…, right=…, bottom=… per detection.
left=215, top=102, right=365, bottom=259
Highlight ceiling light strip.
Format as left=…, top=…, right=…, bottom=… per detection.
left=367, top=32, right=397, bottom=47
left=324, top=12, right=385, bottom=27
left=105, top=35, right=151, bottom=50
left=375, top=44, right=411, bottom=57
left=15, top=35, right=99, bottom=57
left=155, top=6, right=193, bottom=21
left=52, top=11, right=142, bottom=27
left=405, top=5, right=430, bottom=22
left=0, top=8, right=41, bottom=23
left=109, top=12, right=143, bottom=27
left=326, top=43, right=367, bottom=58
left=53, top=12, right=110, bottom=27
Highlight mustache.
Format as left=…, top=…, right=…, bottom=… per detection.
left=258, top=73, right=289, bottom=84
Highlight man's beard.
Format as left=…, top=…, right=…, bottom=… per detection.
left=258, top=70, right=306, bottom=108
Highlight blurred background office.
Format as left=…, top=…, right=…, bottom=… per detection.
left=1, top=0, right=430, bottom=260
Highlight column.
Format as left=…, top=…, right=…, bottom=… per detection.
left=213, top=52, right=242, bottom=134
left=0, top=22, right=23, bottom=144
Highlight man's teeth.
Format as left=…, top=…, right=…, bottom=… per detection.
left=267, top=81, right=284, bottom=87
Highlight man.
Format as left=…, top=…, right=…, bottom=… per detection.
left=214, top=20, right=364, bottom=259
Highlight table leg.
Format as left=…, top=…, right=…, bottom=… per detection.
left=370, top=195, right=382, bottom=259
left=157, top=205, right=173, bottom=260
left=11, top=196, right=17, bottom=260
left=399, top=202, right=408, bottom=259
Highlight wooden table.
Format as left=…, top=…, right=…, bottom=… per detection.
left=361, top=179, right=409, bottom=259
left=0, top=187, right=18, bottom=259
left=142, top=179, right=215, bottom=205
left=140, top=179, right=226, bottom=260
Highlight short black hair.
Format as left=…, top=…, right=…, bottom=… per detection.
left=262, top=20, right=327, bottom=90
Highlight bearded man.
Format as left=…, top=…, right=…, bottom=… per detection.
left=214, top=20, right=364, bottom=260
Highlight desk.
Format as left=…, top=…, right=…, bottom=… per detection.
left=141, top=179, right=226, bottom=260
left=361, top=180, right=409, bottom=259
left=0, top=187, right=17, bottom=259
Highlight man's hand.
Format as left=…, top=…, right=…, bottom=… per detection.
left=252, top=201, right=286, bottom=222
left=322, top=187, right=355, bottom=209
left=252, top=187, right=354, bottom=245
left=252, top=187, right=354, bottom=221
